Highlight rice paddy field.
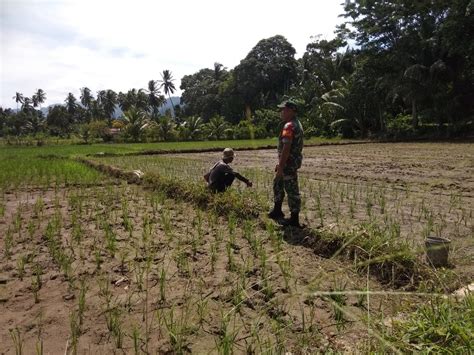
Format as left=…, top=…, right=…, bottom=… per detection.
left=0, top=140, right=473, bottom=354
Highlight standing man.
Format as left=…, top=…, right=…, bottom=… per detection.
left=268, top=99, right=304, bottom=227
left=205, top=148, right=253, bottom=192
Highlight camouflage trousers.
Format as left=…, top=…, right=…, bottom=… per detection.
left=273, top=171, right=301, bottom=214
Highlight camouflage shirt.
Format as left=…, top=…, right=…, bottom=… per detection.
left=278, top=118, right=304, bottom=171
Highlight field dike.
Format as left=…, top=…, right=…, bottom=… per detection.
left=85, top=140, right=371, bottom=158
left=77, top=157, right=435, bottom=290
left=77, top=157, right=263, bottom=219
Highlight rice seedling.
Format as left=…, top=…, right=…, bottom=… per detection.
left=34, top=311, right=44, bottom=355
left=163, top=306, right=191, bottom=354
left=9, top=327, right=24, bottom=355
left=131, top=324, right=142, bottom=355
left=106, top=308, right=124, bottom=349
left=226, top=241, right=236, bottom=272
left=0, top=200, right=5, bottom=218
left=13, top=209, right=23, bottom=240
left=210, top=241, right=218, bottom=272
left=276, top=254, right=292, bottom=292
left=26, top=220, right=36, bottom=241
left=16, top=254, right=27, bottom=281
left=31, top=276, right=40, bottom=304
left=327, top=280, right=349, bottom=331
left=68, top=310, right=80, bottom=355
left=159, top=267, right=166, bottom=303
left=215, top=311, right=239, bottom=355
left=77, top=278, right=87, bottom=327
left=4, top=227, right=14, bottom=259
left=93, top=247, right=103, bottom=271
left=196, top=297, right=209, bottom=327
left=103, top=222, right=117, bottom=257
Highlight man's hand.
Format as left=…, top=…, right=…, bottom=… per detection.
left=246, top=181, right=253, bottom=188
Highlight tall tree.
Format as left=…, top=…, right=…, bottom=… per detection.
left=47, top=105, right=72, bottom=137
left=65, top=93, right=77, bottom=115
left=80, top=87, right=93, bottom=109
left=232, top=35, right=298, bottom=118
left=96, top=90, right=107, bottom=109
left=12, top=92, right=24, bottom=111
left=21, top=97, right=33, bottom=113
left=159, top=70, right=176, bottom=118
left=103, top=90, right=118, bottom=123
left=25, top=114, right=46, bottom=135
left=338, top=0, right=474, bottom=133
left=33, top=89, right=46, bottom=109
left=146, top=80, right=165, bottom=116
left=180, top=66, right=228, bottom=121
left=80, top=87, right=94, bottom=121
left=213, top=62, right=226, bottom=81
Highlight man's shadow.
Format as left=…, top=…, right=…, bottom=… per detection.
left=273, top=222, right=343, bottom=260
left=279, top=225, right=308, bottom=246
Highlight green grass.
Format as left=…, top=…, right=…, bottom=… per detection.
left=389, top=294, right=473, bottom=353
left=0, top=137, right=342, bottom=188
left=0, top=156, right=107, bottom=189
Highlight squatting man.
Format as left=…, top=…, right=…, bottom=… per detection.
left=204, top=148, right=252, bottom=192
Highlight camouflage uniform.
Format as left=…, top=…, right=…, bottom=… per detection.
left=273, top=118, right=304, bottom=214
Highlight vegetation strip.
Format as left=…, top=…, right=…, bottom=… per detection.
left=77, top=157, right=264, bottom=219
left=86, top=140, right=370, bottom=157
left=299, top=226, right=429, bottom=289
left=78, top=157, right=435, bottom=290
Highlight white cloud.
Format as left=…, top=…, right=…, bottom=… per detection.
left=1, top=0, right=344, bottom=107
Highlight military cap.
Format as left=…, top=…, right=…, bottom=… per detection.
left=277, top=99, right=298, bottom=111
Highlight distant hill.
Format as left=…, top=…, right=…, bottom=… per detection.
left=114, top=96, right=181, bottom=117
left=159, top=96, right=181, bottom=115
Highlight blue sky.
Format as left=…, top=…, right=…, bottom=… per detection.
left=1, top=0, right=345, bottom=108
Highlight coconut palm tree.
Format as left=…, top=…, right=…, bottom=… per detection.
left=34, top=89, right=46, bottom=109
left=136, top=89, right=149, bottom=112
left=205, top=116, right=231, bottom=140
left=123, top=106, right=149, bottom=142
left=25, top=115, right=46, bottom=135
left=154, top=116, right=175, bottom=141
left=80, top=87, right=94, bottom=121
left=146, top=80, right=165, bottom=116
left=96, top=90, right=107, bottom=106
left=21, top=97, right=33, bottom=113
left=80, top=87, right=93, bottom=109
left=103, top=90, right=118, bottom=123
left=213, top=62, right=226, bottom=81
left=159, top=70, right=176, bottom=118
left=12, top=92, right=24, bottom=111
left=181, top=115, right=203, bottom=140
left=65, top=93, right=77, bottom=115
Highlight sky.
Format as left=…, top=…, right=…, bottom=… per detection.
left=1, top=0, right=345, bottom=108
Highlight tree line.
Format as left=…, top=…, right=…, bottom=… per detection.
left=1, top=0, right=472, bottom=142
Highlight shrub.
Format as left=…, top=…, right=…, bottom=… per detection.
left=386, top=114, right=415, bottom=139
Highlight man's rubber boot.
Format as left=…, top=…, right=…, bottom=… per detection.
left=282, top=212, right=302, bottom=228
left=268, top=202, right=284, bottom=220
